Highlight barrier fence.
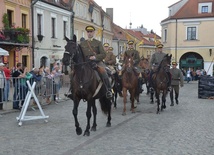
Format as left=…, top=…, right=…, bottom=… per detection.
left=0, top=75, right=71, bottom=111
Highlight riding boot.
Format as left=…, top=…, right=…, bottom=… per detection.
left=149, top=71, right=154, bottom=91
left=103, top=77, right=113, bottom=98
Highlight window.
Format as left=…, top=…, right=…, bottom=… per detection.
left=7, top=10, right=14, bottom=27
left=51, top=17, right=56, bottom=38
left=22, top=14, right=27, bottom=28
left=187, top=27, right=196, bottom=40
left=164, top=29, right=167, bottom=42
left=37, top=14, right=42, bottom=35
left=202, top=6, right=208, bottom=13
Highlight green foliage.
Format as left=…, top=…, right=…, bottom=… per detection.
left=2, top=13, right=9, bottom=29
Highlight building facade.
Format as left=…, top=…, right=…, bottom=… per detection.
left=0, top=0, right=32, bottom=69
left=161, top=0, right=214, bottom=76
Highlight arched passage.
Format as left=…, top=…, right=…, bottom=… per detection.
left=179, top=52, right=203, bottom=70
left=40, top=56, right=48, bottom=67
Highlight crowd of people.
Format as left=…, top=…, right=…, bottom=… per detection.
left=0, top=61, right=64, bottom=110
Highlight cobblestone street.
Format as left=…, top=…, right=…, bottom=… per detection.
left=0, top=81, right=214, bottom=155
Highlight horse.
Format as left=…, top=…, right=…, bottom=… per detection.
left=139, top=57, right=151, bottom=95
left=121, top=53, right=139, bottom=115
left=150, top=54, right=172, bottom=114
left=62, top=35, right=112, bottom=136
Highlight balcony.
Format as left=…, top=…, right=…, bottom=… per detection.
left=0, top=27, right=30, bottom=44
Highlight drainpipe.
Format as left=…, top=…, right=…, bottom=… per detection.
left=31, top=0, right=40, bottom=68
left=175, top=18, right=178, bottom=63
left=70, top=0, right=75, bottom=38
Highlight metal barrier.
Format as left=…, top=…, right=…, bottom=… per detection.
left=0, top=75, right=71, bottom=111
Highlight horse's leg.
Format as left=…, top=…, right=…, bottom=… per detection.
left=113, top=86, right=118, bottom=109
left=73, top=99, right=82, bottom=135
left=130, top=90, right=136, bottom=113
left=161, top=91, right=167, bottom=110
left=150, top=89, right=154, bottom=104
left=83, top=100, right=92, bottom=136
left=155, top=91, right=160, bottom=114
left=106, top=97, right=112, bottom=127
left=91, top=100, right=97, bottom=131
left=122, top=88, right=127, bottom=115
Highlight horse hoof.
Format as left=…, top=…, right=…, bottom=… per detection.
left=76, top=127, right=82, bottom=135
left=137, top=102, right=140, bottom=104
left=106, top=122, right=111, bottom=127
left=132, top=110, right=135, bottom=113
left=91, top=126, right=96, bottom=131
left=150, top=101, right=154, bottom=104
left=83, top=131, right=90, bottom=136
left=122, top=112, right=126, bottom=116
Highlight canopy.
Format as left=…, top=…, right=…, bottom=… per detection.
left=0, top=48, right=9, bottom=56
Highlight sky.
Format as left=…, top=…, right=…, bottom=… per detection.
left=94, top=0, right=179, bottom=36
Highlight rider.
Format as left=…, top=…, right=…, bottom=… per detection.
left=103, top=44, right=116, bottom=74
left=149, top=42, right=171, bottom=91
left=79, top=25, right=112, bottom=98
left=119, top=40, right=143, bottom=93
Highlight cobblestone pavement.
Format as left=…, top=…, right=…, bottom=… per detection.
left=0, top=81, right=214, bottom=155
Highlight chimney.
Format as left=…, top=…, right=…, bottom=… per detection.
left=106, top=8, right=113, bottom=22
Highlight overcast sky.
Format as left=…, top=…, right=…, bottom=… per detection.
left=95, top=0, right=179, bottom=36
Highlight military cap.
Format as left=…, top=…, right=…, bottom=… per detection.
left=85, top=25, right=95, bottom=31
left=156, top=43, right=164, bottom=48
left=127, top=40, right=134, bottom=45
left=172, top=62, right=177, bottom=65
left=109, top=47, right=113, bottom=51
left=103, top=43, right=109, bottom=47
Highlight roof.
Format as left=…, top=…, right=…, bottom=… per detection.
left=162, top=0, right=214, bottom=22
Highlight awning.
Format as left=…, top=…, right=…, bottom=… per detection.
left=0, top=48, right=9, bottom=56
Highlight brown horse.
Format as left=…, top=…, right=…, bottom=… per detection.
left=139, top=57, right=151, bottom=95
left=121, top=53, right=138, bottom=115
left=62, top=35, right=112, bottom=136
left=151, top=54, right=172, bottom=114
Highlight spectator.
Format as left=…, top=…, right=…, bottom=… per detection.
left=0, top=63, right=6, bottom=110
left=44, top=67, right=54, bottom=104
left=3, top=63, right=11, bottom=101
left=12, top=62, right=26, bottom=110
left=52, top=65, right=64, bottom=100
left=186, top=68, right=191, bottom=83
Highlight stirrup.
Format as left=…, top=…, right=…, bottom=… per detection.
left=150, top=87, right=154, bottom=91
left=167, top=87, right=172, bottom=92
left=106, top=91, right=113, bottom=98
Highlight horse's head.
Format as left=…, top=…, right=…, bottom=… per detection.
left=159, top=54, right=172, bottom=72
left=139, top=57, right=149, bottom=70
left=123, top=53, right=134, bottom=72
left=62, top=35, right=78, bottom=66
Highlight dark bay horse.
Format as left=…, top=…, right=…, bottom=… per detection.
left=121, top=53, right=138, bottom=115
left=151, top=54, right=172, bottom=114
left=62, top=35, right=112, bottom=136
left=139, top=57, right=150, bottom=95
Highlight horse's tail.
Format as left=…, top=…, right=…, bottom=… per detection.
left=99, top=97, right=112, bottom=115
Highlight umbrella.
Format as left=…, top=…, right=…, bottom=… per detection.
left=0, top=48, right=9, bottom=56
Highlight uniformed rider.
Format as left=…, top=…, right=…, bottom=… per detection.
left=149, top=43, right=171, bottom=91
left=79, top=25, right=112, bottom=98
left=119, top=40, right=143, bottom=93
left=103, top=45, right=116, bottom=74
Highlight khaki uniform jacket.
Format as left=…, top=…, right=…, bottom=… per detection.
left=150, top=52, right=166, bottom=67
left=124, top=48, right=140, bottom=66
left=104, top=52, right=116, bottom=65
left=80, top=39, right=106, bottom=61
left=170, top=68, right=184, bottom=86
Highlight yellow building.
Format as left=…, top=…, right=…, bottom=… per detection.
left=161, top=0, right=214, bottom=76
left=0, top=0, right=32, bottom=69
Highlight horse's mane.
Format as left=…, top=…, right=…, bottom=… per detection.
left=157, top=54, right=169, bottom=72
